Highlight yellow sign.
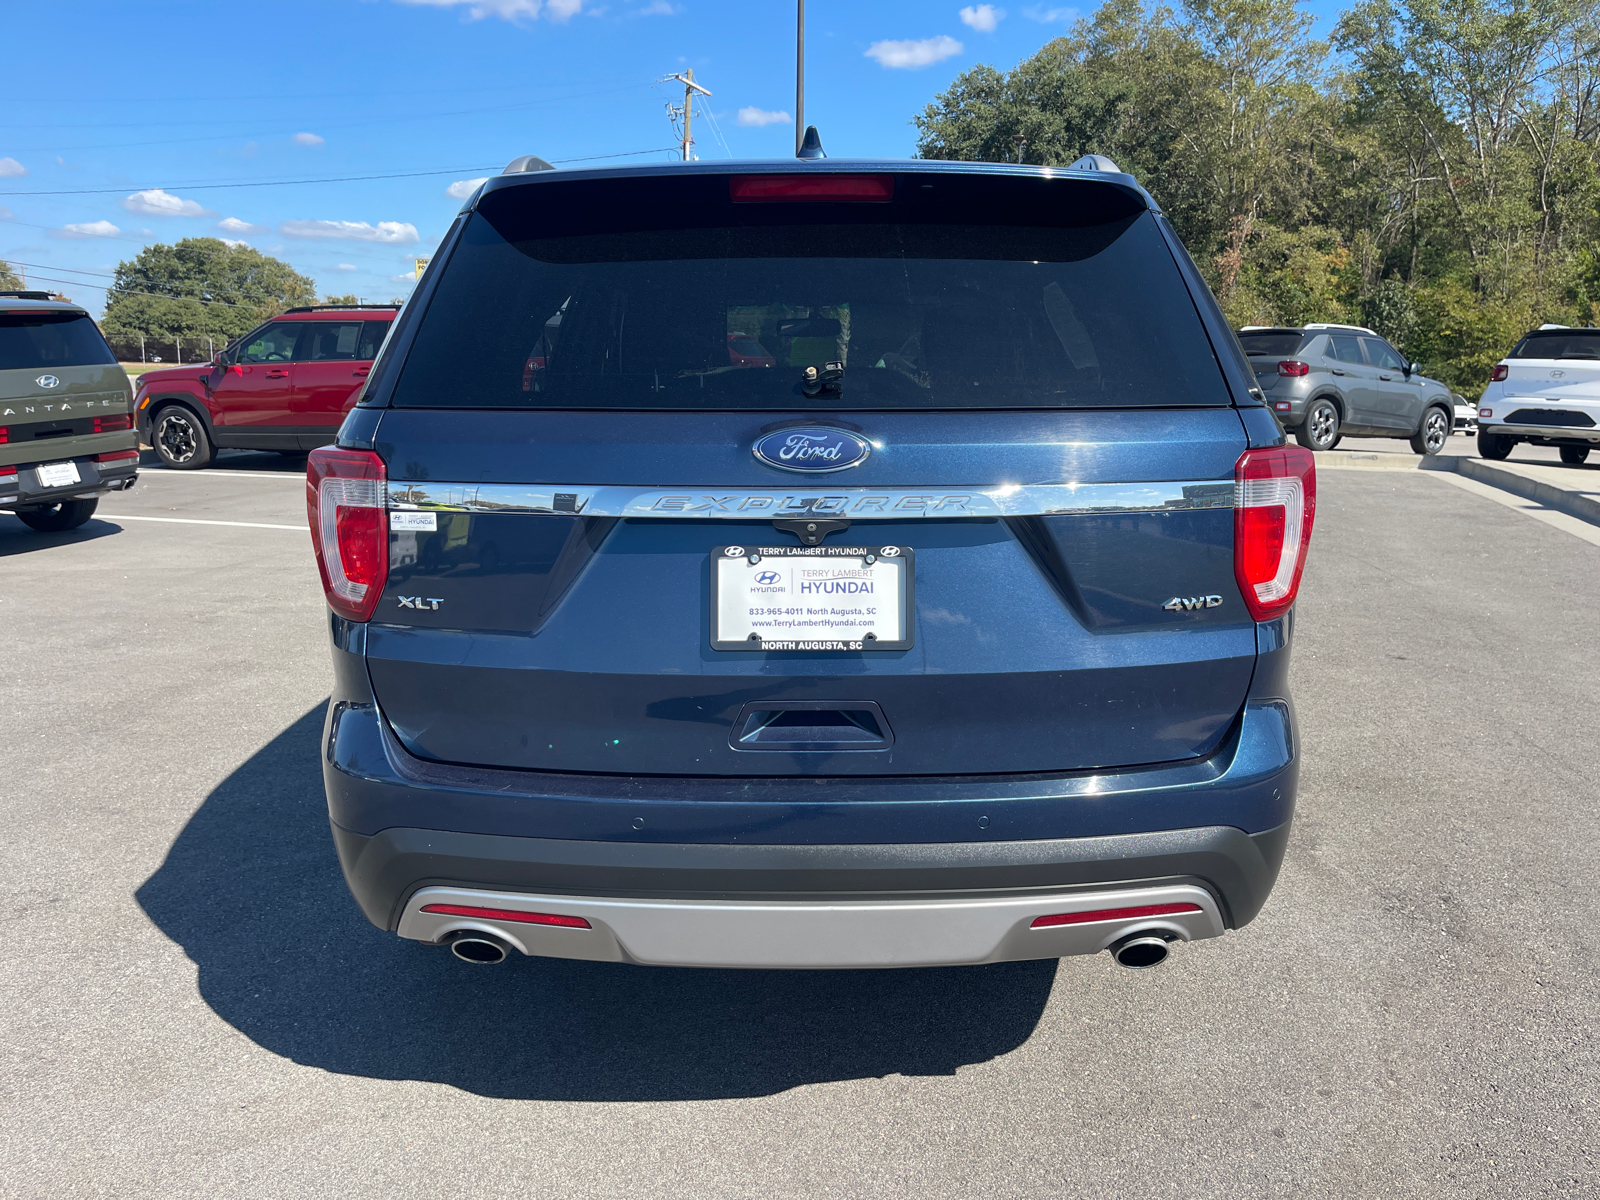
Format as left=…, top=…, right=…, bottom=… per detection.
left=414, top=257, right=430, bottom=280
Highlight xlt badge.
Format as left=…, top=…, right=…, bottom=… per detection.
left=397, top=596, right=444, bottom=610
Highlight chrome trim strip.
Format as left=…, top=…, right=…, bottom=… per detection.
left=386, top=480, right=1235, bottom=518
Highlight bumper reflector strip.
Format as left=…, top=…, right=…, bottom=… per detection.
left=1030, top=902, right=1202, bottom=929
left=420, top=902, right=591, bottom=929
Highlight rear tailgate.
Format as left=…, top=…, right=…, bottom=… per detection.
left=356, top=166, right=1259, bottom=778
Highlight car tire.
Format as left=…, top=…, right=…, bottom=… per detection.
left=1560, top=446, right=1591, bottom=465
left=14, top=497, right=98, bottom=533
left=1478, top=430, right=1514, bottom=460
left=1294, top=398, right=1341, bottom=451
left=1410, top=406, right=1451, bottom=455
left=152, top=405, right=214, bottom=470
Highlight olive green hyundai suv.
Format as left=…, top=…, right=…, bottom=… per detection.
left=1, top=293, right=138, bottom=532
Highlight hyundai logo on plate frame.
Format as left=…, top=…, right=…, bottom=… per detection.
left=752, top=426, right=871, bottom=473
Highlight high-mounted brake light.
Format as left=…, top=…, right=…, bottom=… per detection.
left=1234, top=445, right=1316, bottom=623
left=1492, top=364, right=1509, bottom=382
left=730, top=174, right=894, bottom=203
left=420, top=903, right=591, bottom=929
left=1031, top=902, right=1202, bottom=929
left=1277, top=360, right=1310, bottom=377
left=306, top=446, right=388, bottom=622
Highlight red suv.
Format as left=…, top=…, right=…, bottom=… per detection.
left=135, top=304, right=397, bottom=469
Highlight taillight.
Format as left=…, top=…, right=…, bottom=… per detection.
left=1277, top=360, right=1310, bottom=377
left=93, top=414, right=132, bottom=433
left=1234, top=445, right=1316, bottom=622
left=730, top=174, right=894, bottom=203
left=1491, top=364, right=1508, bottom=382
left=0, top=465, right=15, bottom=478
left=93, top=450, right=139, bottom=463
left=306, top=446, right=388, bottom=622
left=0, top=425, right=7, bottom=444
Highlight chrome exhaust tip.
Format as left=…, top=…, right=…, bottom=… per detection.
left=446, top=932, right=511, bottom=964
left=1110, top=933, right=1173, bottom=969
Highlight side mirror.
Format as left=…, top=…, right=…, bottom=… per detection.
left=1408, top=361, right=1422, bottom=377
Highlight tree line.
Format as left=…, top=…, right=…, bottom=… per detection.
left=914, top=0, right=1600, bottom=397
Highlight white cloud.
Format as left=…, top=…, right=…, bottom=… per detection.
left=392, top=0, right=582, bottom=21
left=220, top=238, right=249, bottom=248
left=293, top=132, right=326, bottom=146
left=960, top=5, right=1004, bottom=31
left=122, top=188, right=215, bottom=218
left=737, top=107, right=792, bottom=127
left=218, top=217, right=266, bottom=234
left=865, top=35, right=963, bottom=69
left=1022, top=5, right=1075, bottom=21
left=446, top=177, right=489, bottom=199
left=0, top=205, right=14, bottom=221
left=281, top=218, right=421, bottom=245
left=60, top=220, right=121, bottom=239
left=637, top=0, right=676, bottom=12
left=0, top=157, right=25, bottom=178
left=336, top=263, right=359, bottom=271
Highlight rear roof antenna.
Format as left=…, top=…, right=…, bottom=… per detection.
left=796, top=126, right=826, bottom=159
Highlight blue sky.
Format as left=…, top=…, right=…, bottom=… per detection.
left=0, top=0, right=1346, bottom=317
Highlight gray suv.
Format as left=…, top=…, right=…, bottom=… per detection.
left=1236, top=323, right=1455, bottom=454
left=1, top=293, right=138, bottom=531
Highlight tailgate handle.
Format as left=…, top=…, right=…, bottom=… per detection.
left=730, top=701, right=893, bottom=752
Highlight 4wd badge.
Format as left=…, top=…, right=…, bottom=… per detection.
left=1163, top=595, right=1223, bottom=612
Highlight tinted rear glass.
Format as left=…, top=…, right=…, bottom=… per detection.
left=1236, top=331, right=1304, bottom=357
left=391, top=173, right=1230, bottom=411
left=1510, top=330, right=1600, bottom=359
left=0, top=312, right=116, bottom=370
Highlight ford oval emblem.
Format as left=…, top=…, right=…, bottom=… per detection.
left=752, top=426, right=870, bottom=473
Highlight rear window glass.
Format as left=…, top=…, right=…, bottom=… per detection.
left=391, top=174, right=1230, bottom=411
left=1510, top=330, right=1600, bottom=359
left=0, top=312, right=116, bottom=371
left=1236, top=331, right=1305, bottom=357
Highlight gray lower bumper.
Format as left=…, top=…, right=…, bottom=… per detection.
left=1487, top=423, right=1600, bottom=442
left=331, top=820, right=1290, bottom=944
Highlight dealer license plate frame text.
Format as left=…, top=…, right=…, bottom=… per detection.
left=711, top=544, right=915, bottom=652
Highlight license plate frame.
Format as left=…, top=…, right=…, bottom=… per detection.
left=35, top=461, right=82, bottom=489
left=711, top=544, right=915, bottom=652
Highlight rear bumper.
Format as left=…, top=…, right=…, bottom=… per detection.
left=0, top=452, right=137, bottom=508
left=1482, top=421, right=1600, bottom=443
left=396, top=881, right=1228, bottom=968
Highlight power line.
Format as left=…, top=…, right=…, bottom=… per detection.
left=0, top=148, right=683, bottom=198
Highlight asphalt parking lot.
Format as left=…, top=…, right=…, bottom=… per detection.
left=2, top=449, right=1596, bottom=1199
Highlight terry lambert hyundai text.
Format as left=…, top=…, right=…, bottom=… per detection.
left=310, top=151, right=1314, bottom=971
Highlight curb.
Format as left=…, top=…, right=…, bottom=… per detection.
left=1441, top=456, right=1600, bottom=528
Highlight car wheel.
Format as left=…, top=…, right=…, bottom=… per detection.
left=1410, top=406, right=1451, bottom=455
left=1560, top=446, right=1591, bottom=465
left=14, top=497, right=98, bottom=533
left=1295, top=399, right=1341, bottom=451
left=152, top=405, right=214, bottom=470
left=1478, top=430, right=1514, bottom=461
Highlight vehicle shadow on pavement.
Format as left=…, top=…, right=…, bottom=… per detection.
left=0, top=515, right=123, bottom=558
left=136, top=706, right=1056, bottom=1101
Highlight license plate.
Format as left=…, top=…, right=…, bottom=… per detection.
left=36, top=461, right=81, bottom=489
left=711, top=544, right=914, bottom=652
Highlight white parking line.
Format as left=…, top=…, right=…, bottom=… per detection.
left=100, top=514, right=304, bottom=531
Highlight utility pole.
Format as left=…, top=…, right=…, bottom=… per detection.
left=663, top=69, right=712, bottom=161
left=796, top=0, right=805, bottom=156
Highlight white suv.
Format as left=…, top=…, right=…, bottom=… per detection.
left=1478, top=325, right=1600, bottom=463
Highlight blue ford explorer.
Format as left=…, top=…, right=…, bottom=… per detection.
left=309, top=148, right=1314, bottom=971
